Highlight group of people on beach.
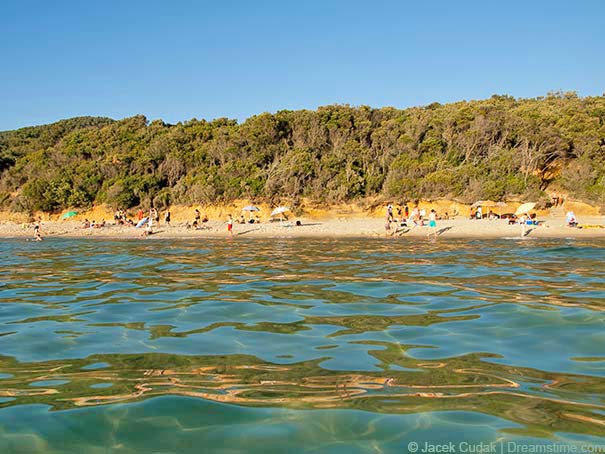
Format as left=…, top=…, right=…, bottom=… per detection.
left=81, top=219, right=107, bottom=229
left=23, top=201, right=591, bottom=242
left=385, top=203, right=439, bottom=236
left=225, top=213, right=261, bottom=236
left=187, top=208, right=209, bottom=230
left=469, top=206, right=515, bottom=220
left=113, top=209, right=130, bottom=225
left=237, top=214, right=261, bottom=225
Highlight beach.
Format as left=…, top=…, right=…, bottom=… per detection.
left=2, top=215, right=605, bottom=240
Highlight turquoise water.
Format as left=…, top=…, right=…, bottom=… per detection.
left=0, top=238, right=604, bottom=452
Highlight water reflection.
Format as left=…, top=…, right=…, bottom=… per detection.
left=1, top=238, right=605, bottom=444
left=1, top=348, right=604, bottom=437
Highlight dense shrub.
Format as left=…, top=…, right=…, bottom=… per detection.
left=1, top=92, right=604, bottom=212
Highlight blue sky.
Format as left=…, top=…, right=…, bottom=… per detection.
left=1, top=0, right=603, bottom=130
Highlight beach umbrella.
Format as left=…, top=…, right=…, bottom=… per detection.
left=515, top=202, right=536, bottom=216
left=242, top=205, right=260, bottom=221
left=470, top=200, right=496, bottom=219
left=270, top=206, right=290, bottom=221
left=135, top=217, right=149, bottom=228
left=270, top=206, right=290, bottom=216
left=61, top=211, right=78, bottom=219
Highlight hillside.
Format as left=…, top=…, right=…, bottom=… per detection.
left=1, top=92, right=604, bottom=213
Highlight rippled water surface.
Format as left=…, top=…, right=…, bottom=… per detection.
left=1, top=238, right=604, bottom=452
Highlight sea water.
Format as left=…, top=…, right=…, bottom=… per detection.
left=0, top=238, right=604, bottom=453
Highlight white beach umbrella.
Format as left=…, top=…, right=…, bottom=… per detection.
left=270, top=206, right=290, bottom=217
left=270, top=206, right=290, bottom=221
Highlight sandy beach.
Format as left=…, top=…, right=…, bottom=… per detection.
left=2, top=215, right=605, bottom=240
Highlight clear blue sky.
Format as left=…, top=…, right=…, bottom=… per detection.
left=1, top=0, right=604, bottom=130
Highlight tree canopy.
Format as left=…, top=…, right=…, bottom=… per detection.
left=1, top=92, right=604, bottom=212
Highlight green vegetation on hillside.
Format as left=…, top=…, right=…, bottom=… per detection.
left=1, top=92, right=604, bottom=212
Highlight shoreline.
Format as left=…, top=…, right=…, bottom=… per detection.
left=3, top=217, right=605, bottom=240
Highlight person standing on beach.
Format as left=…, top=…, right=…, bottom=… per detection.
left=227, top=214, right=234, bottom=235
left=147, top=208, right=157, bottom=225
left=411, top=206, right=420, bottom=226
left=141, top=217, right=153, bottom=238
left=164, top=210, right=171, bottom=226
left=137, top=208, right=144, bottom=221
left=387, top=204, right=394, bottom=222
left=427, top=209, right=437, bottom=236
